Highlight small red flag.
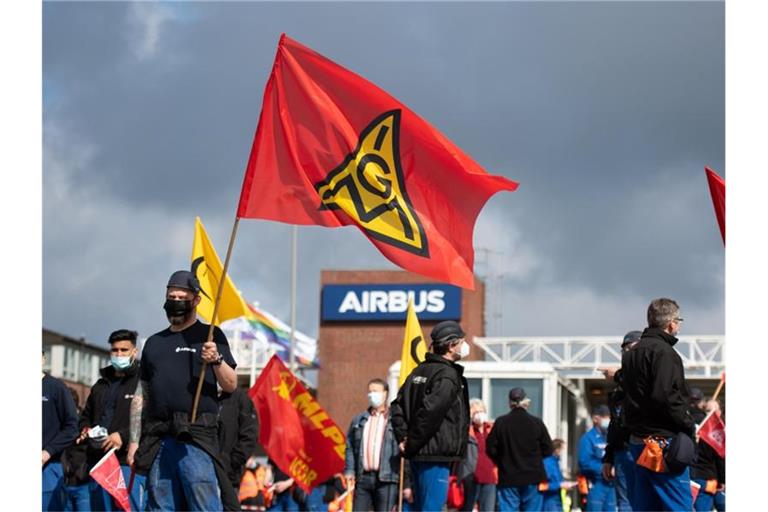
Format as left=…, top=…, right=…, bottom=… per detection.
left=705, top=167, right=725, bottom=245
left=237, top=34, right=518, bottom=289
left=89, top=448, right=131, bottom=512
left=691, top=480, right=701, bottom=502
left=248, top=355, right=345, bottom=492
left=698, top=411, right=726, bottom=459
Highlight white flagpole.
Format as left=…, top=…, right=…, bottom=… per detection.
left=290, top=225, right=298, bottom=372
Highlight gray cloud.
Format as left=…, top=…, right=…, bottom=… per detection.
left=43, top=2, right=724, bottom=345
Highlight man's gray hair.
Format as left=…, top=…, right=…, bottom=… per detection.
left=469, top=398, right=485, bottom=410
left=647, top=298, right=680, bottom=329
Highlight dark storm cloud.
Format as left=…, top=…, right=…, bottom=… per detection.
left=43, top=2, right=724, bottom=344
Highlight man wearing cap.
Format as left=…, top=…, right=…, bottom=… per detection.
left=391, top=320, right=471, bottom=512
left=578, top=405, right=616, bottom=511
left=600, top=330, right=642, bottom=511
left=688, top=388, right=708, bottom=425
left=127, top=270, right=240, bottom=511
left=622, top=298, right=696, bottom=511
left=486, top=387, right=553, bottom=511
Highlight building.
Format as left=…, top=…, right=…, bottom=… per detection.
left=42, top=328, right=111, bottom=410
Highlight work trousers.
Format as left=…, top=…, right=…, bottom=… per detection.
left=628, top=440, right=692, bottom=512
left=614, top=448, right=635, bottom=511
left=585, top=479, right=616, bottom=512
left=497, top=484, right=542, bottom=511
left=410, top=461, right=450, bottom=512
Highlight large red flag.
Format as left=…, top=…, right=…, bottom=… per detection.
left=89, top=448, right=131, bottom=512
left=705, top=167, right=725, bottom=245
left=248, top=355, right=345, bottom=492
left=237, top=34, right=518, bottom=289
left=698, top=411, right=726, bottom=459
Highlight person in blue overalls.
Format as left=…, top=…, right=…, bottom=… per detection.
left=541, top=439, right=576, bottom=511
left=578, top=405, right=616, bottom=512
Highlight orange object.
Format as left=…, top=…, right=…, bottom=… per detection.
left=705, top=479, right=718, bottom=494
left=636, top=438, right=667, bottom=473
left=537, top=481, right=550, bottom=492
left=577, top=475, right=589, bottom=495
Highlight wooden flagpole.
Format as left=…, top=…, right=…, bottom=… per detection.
left=191, top=217, right=241, bottom=423
left=398, top=458, right=405, bottom=512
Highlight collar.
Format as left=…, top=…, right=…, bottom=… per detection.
left=99, top=360, right=139, bottom=379
left=642, top=327, right=679, bottom=347
left=424, top=352, right=465, bottom=375
left=368, top=407, right=389, bottom=417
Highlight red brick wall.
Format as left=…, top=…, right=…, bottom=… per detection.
left=317, top=270, right=485, bottom=432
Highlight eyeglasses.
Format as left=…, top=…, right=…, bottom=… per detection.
left=674, top=317, right=684, bottom=323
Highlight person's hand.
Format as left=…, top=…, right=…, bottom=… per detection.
left=76, top=427, right=89, bottom=445
left=42, top=450, right=51, bottom=466
left=399, top=440, right=406, bottom=453
left=706, top=399, right=721, bottom=414
left=598, top=367, right=619, bottom=380
left=345, top=474, right=355, bottom=489
left=601, top=463, right=615, bottom=481
left=560, top=481, right=577, bottom=490
left=201, top=340, right=220, bottom=364
left=403, top=488, right=413, bottom=503
left=101, top=432, right=123, bottom=452
left=273, top=479, right=293, bottom=494
left=127, top=442, right=139, bottom=467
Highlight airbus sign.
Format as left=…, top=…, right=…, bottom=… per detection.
left=321, top=284, right=462, bottom=321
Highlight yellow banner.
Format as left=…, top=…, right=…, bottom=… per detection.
left=398, top=299, right=427, bottom=387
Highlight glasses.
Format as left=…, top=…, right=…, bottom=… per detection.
left=674, top=317, right=684, bottom=323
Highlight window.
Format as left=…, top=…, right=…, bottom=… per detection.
left=63, top=347, right=77, bottom=380
left=466, top=378, right=482, bottom=402
left=79, top=352, right=92, bottom=384
left=42, top=346, right=52, bottom=373
left=489, top=378, right=543, bottom=419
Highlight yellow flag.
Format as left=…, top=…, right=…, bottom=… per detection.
left=191, top=217, right=250, bottom=325
left=398, top=299, right=427, bottom=388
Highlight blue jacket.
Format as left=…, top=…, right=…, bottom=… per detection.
left=344, top=409, right=404, bottom=484
left=42, top=374, right=79, bottom=463
left=542, top=454, right=563, bottom=494
left=578, top=427, right=612, bottom=485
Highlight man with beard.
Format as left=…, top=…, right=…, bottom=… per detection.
left=127, top=270, right=240, bottom=511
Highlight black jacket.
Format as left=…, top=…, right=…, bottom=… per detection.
left=691, top=440, right=724, bottom=483
left=218, top=388, right=259, bottom=487
left=486, top=408, right=553, bottom=486
left=603, top=369, right=630, bottom=464
left=390, top=353, right=470, bottom=462
left=621, top=328, right=695, bottom=438
left=80, top=362, right=141, bottom=466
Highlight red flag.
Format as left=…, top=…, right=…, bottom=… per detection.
left=698, top=411, right=726, bottom=459
left=89, top=448, right=131, bottom=512
left=248, top=355, right=345, bottom=492
left=237, top=34, right=519, bottom=289
left=705, top=167, right=725, bottom=245
left=691, top=481, right=701, bottom=502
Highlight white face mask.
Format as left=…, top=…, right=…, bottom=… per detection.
left=457, top=340, right=470, bottom=359
left=600, top=418, right=611, bottom=430
left=368, top=391, right=386, bottom=408
left=473, top=412, right=488, bottom=425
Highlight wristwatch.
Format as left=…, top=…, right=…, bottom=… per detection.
left=212, top=353, right=224, bottom=366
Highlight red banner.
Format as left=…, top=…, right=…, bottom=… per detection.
left=705, top=167, right=725, bottom=245
left=89, top=448, right=131, bottom=512
left=248, top=355, right=345, bottom=492
left=698, top=411, right=726, bottom=459
left=237, top=34, right=518, bottom=289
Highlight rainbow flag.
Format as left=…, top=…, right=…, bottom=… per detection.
left=222, top=303, right=319, bottom=368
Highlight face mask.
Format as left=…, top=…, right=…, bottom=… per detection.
left=473, top=412, right=488, bottom=425
left=110, top=356, right=132, bottom=370
left=164, top=299, right=193, bottom=317
left=457, top=341, right=470, bottom=359
left=368, top=391, right=386, bottom=408
left=600, top=418, right=611, bottom=430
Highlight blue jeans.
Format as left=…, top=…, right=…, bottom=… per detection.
left=693, top=479, right=715, bottom=512
left=410, top=461, right=450, bottom=512
left=306, top=485, right=327, bottom=512
left=542, top=490, right=562, bottom=511
left=43, top=462, right=65, bottom=511
left=497, top=484, right=542, bottom=511
left=586, top=479, right=616, bottom=512
left=614, top=448, right=635, bottom=511
left=714, top=490, right=725, bottom=511
left=90, top=465, right=146, bottom=511
left=628, top=440, right=692, bottom=512
left=147, top=436, right=222, bottom=511
left=267, top=491, right=300, bottom=512
left=61, top=483, right=91, bottom=511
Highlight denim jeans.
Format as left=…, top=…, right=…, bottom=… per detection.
left=410, top=461, right=451, bottom=512
left=497, top=484, right=542, bottom=511
left=42, top=462, right=65, bottom=511
left=462, top=479, right=496, bottom=512
left=353, top=471, right=398, bottom=512
left=90, top=465, right=146, bottom=511
left=586, top=480, right=616, bottom=512
left=147, top=436, right=222, bottom=511
left=614, top=448, right=635, bottom=511
left=61, top=483, right=91, bottom=511
left=628, top=440, right=692, bottom=512
left=267, top=491, right=300, bottom=512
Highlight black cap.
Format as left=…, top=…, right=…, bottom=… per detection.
left=167, top=270, right=201, bottom=294
left=689, top=387, right=704, bottom=402
left=509, top=387, right=527, bottom=402
left=430, top=320, right=465, bottom=344
left=622, top=330, right=643, bottom=347
left=593, top=404, right=611, bottom=416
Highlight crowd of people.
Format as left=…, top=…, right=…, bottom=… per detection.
left=42, top=271, right=725, bottom=512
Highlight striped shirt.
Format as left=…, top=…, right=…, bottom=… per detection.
left=362, top=408, right=388, bottom=472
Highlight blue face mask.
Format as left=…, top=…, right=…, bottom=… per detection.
left=110, top=356, right=132, bottom=370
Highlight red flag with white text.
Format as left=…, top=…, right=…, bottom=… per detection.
left=89, top=448, right=131, bottom=512
left=237, top=34, right=519, bottom=289
left=698, top=411, right=726, bottom=459
left=248, top=355, right=345, bottom=492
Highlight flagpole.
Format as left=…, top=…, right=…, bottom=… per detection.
left=191, top=217, right=241, bottom=422
left=711, top=375, right=725, bottom=403
left=290, top=224, right=298, bottom=372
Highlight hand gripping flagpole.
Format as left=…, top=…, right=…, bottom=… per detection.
left=191, top=217, right=241, bottom=423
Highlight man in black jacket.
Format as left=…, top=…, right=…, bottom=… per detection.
left=486, top=387, right=553, bottom=511
left=217, top=386, right=258, bottom=495
left=79, top=328, right=145, bottom=511
left=622, top=298, right=696, bottom=512
left=391, top=320, right=471, bottom=512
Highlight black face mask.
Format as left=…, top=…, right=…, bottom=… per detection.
left=163, top=299, right=194, bottom=317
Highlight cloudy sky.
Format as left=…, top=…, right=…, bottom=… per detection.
left=42, top=1, right=724, bottom=348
